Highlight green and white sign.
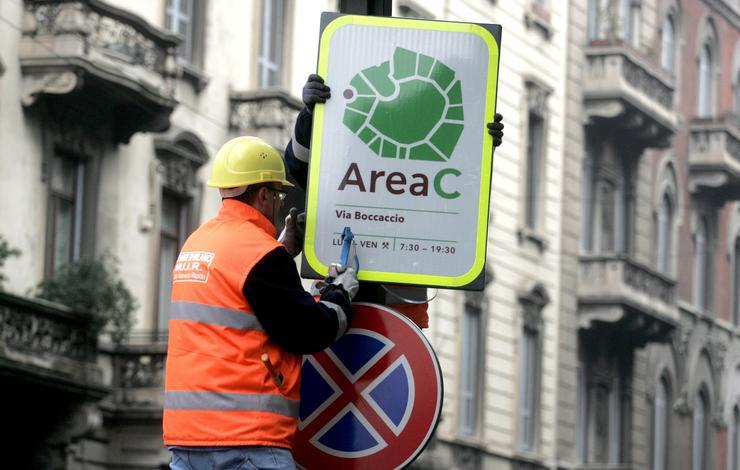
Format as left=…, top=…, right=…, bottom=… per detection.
left=303, top=13, right=501, bottom=289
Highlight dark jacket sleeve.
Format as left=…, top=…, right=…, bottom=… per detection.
left=244, top=246, right=352, bottom=354
left=284, top=107, right=313, bottom=190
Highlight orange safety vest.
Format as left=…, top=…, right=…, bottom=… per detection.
left=163, top=199, right=301, bottom=448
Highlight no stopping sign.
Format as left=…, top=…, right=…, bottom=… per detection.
left=295, top=303, right=443, bottom=469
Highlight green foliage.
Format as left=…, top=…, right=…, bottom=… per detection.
left=37, top=255, right=138, bottom=344
left=0, top=235, right=20, bottom=290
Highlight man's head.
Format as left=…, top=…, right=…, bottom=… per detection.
left=208, top=136, right=293, bottom=225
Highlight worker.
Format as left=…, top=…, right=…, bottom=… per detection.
left=163, top=136, right=358, bottom=469
left=285, top=74, right=505, bottom=328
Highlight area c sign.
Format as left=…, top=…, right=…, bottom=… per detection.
left=302, top=13, right=502, bottom=289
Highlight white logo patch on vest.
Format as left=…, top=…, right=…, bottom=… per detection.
left=173, top=251, right=216, bottom=283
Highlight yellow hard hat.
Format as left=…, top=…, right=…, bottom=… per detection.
left=207, top=136, right=294, bottom=189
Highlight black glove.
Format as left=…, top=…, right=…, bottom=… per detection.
left=486, top=113, right=504, bottom=147
left=295, top=212, right=306, bottom=247
left=303, top=74, right=331, bottom=114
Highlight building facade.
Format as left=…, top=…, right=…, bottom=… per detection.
left=0, top=0, right=319, bottom=467
left=415, top=1, right=569, bottom=469
left=1, top=0, right=739, bottom=469
left=560, top=0, right=740, bottom=469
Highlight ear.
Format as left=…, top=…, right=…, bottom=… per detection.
left=257, top=186, right=271, bottom=203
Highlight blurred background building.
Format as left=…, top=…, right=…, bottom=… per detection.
left=0, top=0, right=738, bottom=469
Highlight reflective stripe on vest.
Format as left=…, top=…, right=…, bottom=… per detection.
left=170, top=301, right=264, bottom=331
left=164, top=391, right=299, bottom=418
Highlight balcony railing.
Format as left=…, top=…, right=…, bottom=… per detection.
left=689, top=114, right=740, bottom=203
left=0, top=291, right=105, bottom=395
left=577, top=254, right=678, bottom=346
left=230, top=88, right=303, bottom=150
left=19, top=0, right=179, bottom=142
left=104, top=340, right=166, bottom=415
left=584, top=41, right=678, bottom=149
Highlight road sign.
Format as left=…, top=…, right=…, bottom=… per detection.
left=302, top=12, right=502, bottom=289
left=295, top=303, right=443, bottom=469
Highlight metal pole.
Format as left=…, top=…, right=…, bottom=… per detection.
left=338, top=0, right=392, bottom=16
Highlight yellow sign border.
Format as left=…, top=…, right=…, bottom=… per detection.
left=304, top=14, right=499, bottom=288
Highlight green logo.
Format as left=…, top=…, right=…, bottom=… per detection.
left=342, top=47, right=464, bottom=162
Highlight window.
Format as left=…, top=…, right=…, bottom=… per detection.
left=166, top=0, right=194, bottom=62
left=165, top=0, right=206, bottom=71
left=582, top=145, right=633, bottom=255
left=524, top=80, right=550, bottom=232
left=619, top=0, right=631, bottom=40
left=587, top=0, right=600, bottom=40
left=656, top=194, right=673, bottom=274
left=653, top=376, right=670, bottom=470
left=517, top=285, right=548, bottom=451
left=459, top=297, right=483, bottom=436
left=698, top=44, right=713, bottom=117
left=157, top=192, right=189, bottom=332
left=48, top=153, right=85, bottom=274
left=579, top=337, right=630, bottom=464
left=258, top=0, right=285, bottom=88
left=694, top=216, right=710, bottom=311
left=525, top=112, right=544, bottom=230
left=608, top=359, right=623, bottom=464
left=152, top=132, right=208, bottom=334
left=661, top=15, right=675, bottom=72
left=577, top=350, right=588, bottom=463
left=518, top=327, right=539, bottom=450
left=581, top=140, right=596, bottom=252
left=734, top=237, right=740, bottom=325
left=731, top=406, right=740, bottom=470
left=623, top=0, right=641, bottom=48
left=692, top=390, right=708, bottom=470
left=597, top=181, right=616, bottom=252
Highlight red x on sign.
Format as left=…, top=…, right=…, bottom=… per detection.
left=295, top=303, right=443, bottom=470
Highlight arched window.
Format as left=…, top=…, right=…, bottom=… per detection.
left=692, top=389, right=709, bottom=470
left=661, top=15, right=675, bottom=72
left=153, top=133, right=208, bottom=335
left=698, top=44, right=714, bottom=117
left=694, top=216, right=710, bottom=310
left=657, top=194, right=673, bottom=274
left=653, top=376, right=670, bottom=470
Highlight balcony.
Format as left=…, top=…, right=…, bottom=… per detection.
left=19, top=0, right=179, bottom=143
left=230, top=88, right=303, bottom=149
left=583, top=41, right=678, bottom=149
left=102, top=338, right=166, bottom=418
left=577, top=255, right=678, bottom=347
left=688, top=114, right=740, bottom=203
left=0, top=291, right=104, bottom=394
